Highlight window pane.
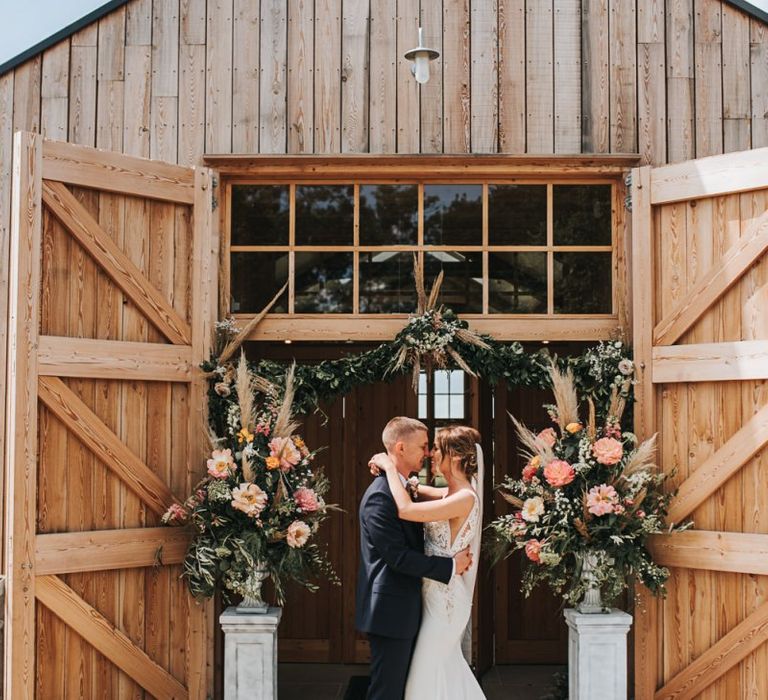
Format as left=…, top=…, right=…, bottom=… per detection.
left=424, top=251, right=483, bottom=313
left=359, top=185, right=418, bottom=245
left=418, top=394, right=428, bottom=419
left=424, top=185, right=482, bottom=245
left=434, top=394, right=450, bottom=419
left=554, top=252, right=612, bottom=313
left=230, top=252, right=288, bottom=312
left=418, top=371, right=428, bottom=394
left=489, top=252, right=547, bottom=313
left=449, top=370, right=464, bottom=393
left=359, top=252, right=416, bottom=313
left=294, top=252, right=353, bottom=312
left=553, top=185, right=612, bottom=245
left=450, top=394, right=465, bottom=419
left=295, top=185, right=354, bottom=245
left=488, top=185, right=547, bottom=245
left=231, top=185, right=289, bottom=245
left=434, top=370, right=449, bottom=393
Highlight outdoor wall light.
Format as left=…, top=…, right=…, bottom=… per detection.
left=404, top=27, right=439, bottom=84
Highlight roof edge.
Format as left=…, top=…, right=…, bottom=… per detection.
left=726, top=0, right=768, bottom=24
left=0, top=0, right=130, bottom=76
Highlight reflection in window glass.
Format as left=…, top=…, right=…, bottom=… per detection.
left=295, top=185, right=354, bottom=245
left=230, top=252, right=288, bottom=312
left=488, top=185, right=547, bottom=245
left=359, top=252, right=415, bottom=313
left=489, top=252, right=546, bottom=313
left=554, top=252, right=612, bottom=313
left=359, top=185, right=418, bottom=245
left=294, top=252, right=353, bottom=312
left=553, top=185, right=612, bottom=245
left=424, top=185, right=482, bottom=245
left=231, top=185, right=289, bottom=245
left=424, top=251, right=483, bottom=313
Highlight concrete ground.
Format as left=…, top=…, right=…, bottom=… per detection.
left=277, top=662, right=567, bottom=700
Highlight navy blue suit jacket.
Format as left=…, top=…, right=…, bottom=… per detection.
left=355, top=474, right=453, bottom=639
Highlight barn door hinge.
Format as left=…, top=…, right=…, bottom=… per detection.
left=624, top=172, right=632, bottom=212
left=211, top=175, right=219, bottom=211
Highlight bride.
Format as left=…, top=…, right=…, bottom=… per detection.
left=370, top=425, right=486, bottom=699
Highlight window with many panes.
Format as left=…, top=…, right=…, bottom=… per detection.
left=228, top=182, right=615, bottom=316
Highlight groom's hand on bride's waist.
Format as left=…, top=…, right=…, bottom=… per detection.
left=453, top=546, right=473, bottom=576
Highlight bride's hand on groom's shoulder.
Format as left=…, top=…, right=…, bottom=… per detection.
left=368, top=452, right=394, bottom=476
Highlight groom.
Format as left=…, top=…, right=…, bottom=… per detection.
left=355, top=416, right=473, bottom=700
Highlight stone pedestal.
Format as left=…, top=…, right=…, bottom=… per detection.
left=564, top=608, right=632, bottom=700
left=220, top=606, right=282, bottom=700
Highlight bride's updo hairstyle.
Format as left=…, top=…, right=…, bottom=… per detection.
left=435, top=425, right=481, bottom=479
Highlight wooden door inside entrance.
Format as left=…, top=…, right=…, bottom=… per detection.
left=254, top=342, right=584, bottom=670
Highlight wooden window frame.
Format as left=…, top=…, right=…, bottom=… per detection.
left=207, top=154, right=638, bottom=341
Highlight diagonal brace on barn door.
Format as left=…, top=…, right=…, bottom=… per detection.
left=41, top=180, right=192, bottom=345
left=666, top=402, right=768, bottom=525
left=654, top=599, right=768, bottom=700
left=36, top=575, right=189, bottom=699
left=653, top=209, right=768, bottom=346
left=38, top=376, right=182, bottom=516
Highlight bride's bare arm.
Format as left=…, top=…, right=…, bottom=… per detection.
left=416, top=484, right=448, bottom=501
left=369, top=453, right=447, bottom=501
left=383, top=465, right=474, bottom=523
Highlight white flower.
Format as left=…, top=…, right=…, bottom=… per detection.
left=521, top=496, right=545, bottom=523
left=618, top=358, right=634, bottom=375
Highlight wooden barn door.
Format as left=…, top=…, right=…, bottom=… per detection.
left=5, top=133, right=218, bottom=699
left=632, top=148, right=768, bottom=700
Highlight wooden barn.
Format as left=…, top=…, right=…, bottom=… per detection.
left=1, top=0, right=768, bottom=697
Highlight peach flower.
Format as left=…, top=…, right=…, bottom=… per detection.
left=231, top=482, right=268, bottom=517
left=537, top=428, right=557, bottom=447
left=565, top=422, right=583, bottom=434
left=269, top=437, right=301, bottom=471
left=525, top=539, right=542, bottom=563
left=586, top=484, right=619, bottom=516
left=543, top=460, right=576, bottom=488
left=207, top=449, right=235, bottom=479
left=265, top=456, right=281, bottom=470
left=286, top=520, right=311, bottom=548
left=294, top=487, right=319, bottom=513
left=592, top=437, right=624, bottom=465
left=162, top=503, right=188, bottom=525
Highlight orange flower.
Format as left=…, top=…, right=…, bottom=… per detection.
left=265, top=456, right=280, bottom=470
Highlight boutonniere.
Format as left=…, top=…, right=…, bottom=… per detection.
left=405, top=475, right=420, bottom=500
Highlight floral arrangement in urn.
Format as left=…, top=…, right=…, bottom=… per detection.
left=487, top=358, right=689, bottom=611
left=164, top=330, right=337, bottom=607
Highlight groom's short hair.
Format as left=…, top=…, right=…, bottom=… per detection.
left=382, top=417, right=428, bottom=450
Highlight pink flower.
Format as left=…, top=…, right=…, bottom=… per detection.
left=636, top=510, right=646, bottom=519
left=286, top=520, right=311, bottom=548
left=161, top=503, right=188, bottom=525
left=509, top=519, right=527, bottom=538
left=294, top=487, right=319, bottom=513
left=543, top=460, right=576, bottom=488
left=586, top=484, right=619, bottom=516
left=268, top=437, right=301, bottom=471
left=231, top=482, right=268, bottom=517
left=207, top=449, right=235, bottom=479
left=592, top=437, right=624, bottom=465
left=537, top=428, right=557, bottom=447
left=613, top=504, right=626, bottom=515
left=525, top=539, right=542, bottom=563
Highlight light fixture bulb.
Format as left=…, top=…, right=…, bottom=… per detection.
left=413, top=54, right=430, bottom=84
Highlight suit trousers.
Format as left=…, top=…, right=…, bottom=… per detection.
left=366, top=633, right=416, bottom=700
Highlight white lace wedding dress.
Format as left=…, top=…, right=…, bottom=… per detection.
left=404, top=469, right=486, bottom=699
